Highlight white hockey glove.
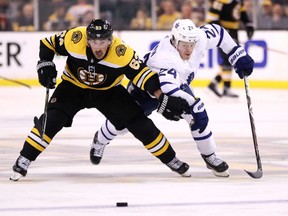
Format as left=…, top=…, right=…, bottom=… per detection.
left=190, top=98, right=208, bottom=133
left=157, top=93, right=190, bottom=121
left=228, top=46, right=254, bottom=79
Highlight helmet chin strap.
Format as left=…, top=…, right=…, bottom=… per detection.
left=170, top=37, right=178, bottom=49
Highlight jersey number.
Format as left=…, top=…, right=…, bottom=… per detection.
left=201, top=26, right=217, bottom=39
left=56, top=30, right=67, bottom=46
left=159, top=68, right=177, bottom=79
left=129, top=53, right=141, bottom=70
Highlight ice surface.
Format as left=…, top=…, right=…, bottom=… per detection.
left=0, top=86, right=287, bottom=216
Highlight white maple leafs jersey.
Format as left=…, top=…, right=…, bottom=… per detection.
left=146, top=23, right=238, bottom=105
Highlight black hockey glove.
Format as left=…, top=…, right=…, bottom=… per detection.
left=190, top=98, right=208, bottom=133
left=246, top=24, right=254, bottom=40
left=228, top=46, right=254, bottom=79
left=157, top=93, right=190, bottom=121
left=37, top=60, right=57, bottom=89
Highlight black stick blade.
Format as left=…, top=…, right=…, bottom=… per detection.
left=33, top=116, right=43, bottom=137
left=244, top=169, right=263, bottom=179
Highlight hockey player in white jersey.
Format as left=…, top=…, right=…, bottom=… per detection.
left=90, top=19, right=254, bottom=177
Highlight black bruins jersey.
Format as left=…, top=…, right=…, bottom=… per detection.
left=206, top=0, right=251, bottom=30
left=39, top=26, right=158, bottom=93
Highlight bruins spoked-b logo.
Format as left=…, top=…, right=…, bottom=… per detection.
left=78, top=67, right=106, bottom=85
left=72, top=30, right=82, bottom=44
left=116, top=45, right=126, bottom=57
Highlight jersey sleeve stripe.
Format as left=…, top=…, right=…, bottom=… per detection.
left=141, top=71, right=155, bottom=90
left=41, top=38, right=56, bottom=52
left=133, top=68, right=154, bottom=89
left=159, top=81, right=173, bottom=87
left=165, top=87, right=180, bottom=96
left=216, top=25, right=224, bottom=47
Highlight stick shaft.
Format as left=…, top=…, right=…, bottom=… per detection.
left=0, top=75, right=31, bottom=89
left=41, top=88, right=49, bottom=141
left=242, top=42, right=288, bottom=56
left=243, top=76, right=262, bottom=171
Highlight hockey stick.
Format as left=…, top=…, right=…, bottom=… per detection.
left=0, top=75, right=31, bottom=89
left=243, top=75, right=263, bottom=179
left=34, top=87, right=50, bottom=141
left=265, top=47, right=288, bottom=56
left=242, top=42, right=288, bottom=56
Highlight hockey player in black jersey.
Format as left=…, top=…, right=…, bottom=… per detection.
left=10, top=19, right=192, bottom=181
left=206, top=0, right=254, bottom=97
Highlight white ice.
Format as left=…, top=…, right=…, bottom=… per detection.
left=0, top=86, right=288, bottom=216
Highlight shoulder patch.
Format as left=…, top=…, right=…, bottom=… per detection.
left=116, top=45, right=127, bottom=57
left=72, top=30, right=82, bottom=44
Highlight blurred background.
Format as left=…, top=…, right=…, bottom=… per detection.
left=0, top=0, right=287, bottom=89
left=1, top=0, right=287, bottom=31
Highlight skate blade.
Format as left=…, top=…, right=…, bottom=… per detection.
left=212, top=170, right=229, bottom=178
left=180, top=169, right=192, bottom=177
left=10, top=171, right=23, bottom=181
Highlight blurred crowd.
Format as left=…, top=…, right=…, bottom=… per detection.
left=0, top=0, right=287, bottom=31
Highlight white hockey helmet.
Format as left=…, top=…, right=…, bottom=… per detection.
left=171, top=19, right=199, bottom=45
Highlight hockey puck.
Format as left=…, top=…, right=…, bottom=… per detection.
left=116, top=202, right=128, bottom=207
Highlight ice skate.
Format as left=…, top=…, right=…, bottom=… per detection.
left=167, top=157, right=191, bottom=177
left=223, top=87, right=239, bottom=98
left=208, top=82, right=222, bottom=97
left=201, top=153, right=229, bottom=177
left=90, top=132, right=107, bottom=165
left=10, top=156, right=31, bottom=181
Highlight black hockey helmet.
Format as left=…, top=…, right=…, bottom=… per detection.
left=87, top=19, right=113, bottom=41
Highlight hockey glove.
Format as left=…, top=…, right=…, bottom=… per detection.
left=190, top=98, right=208, bottom=133
left=37, top=60, right=57, bottom=89
left=228, top=46, right=254, bottom=79
left=157, top=93, right=190, bottom=121
left=246, top=24, right=254, bottom=40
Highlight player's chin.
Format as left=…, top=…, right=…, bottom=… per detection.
left=94, top=51, right=104, bottom=59
left=183, top=55, right=191, bottom=60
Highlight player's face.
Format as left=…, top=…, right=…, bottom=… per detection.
left=88, top=39, right=112, bottom=59
left=176, top=41, right=195, bottom=60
